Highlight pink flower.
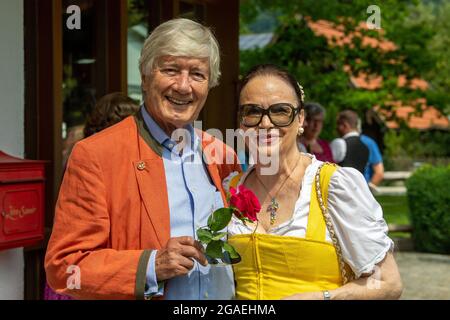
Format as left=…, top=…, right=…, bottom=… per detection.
left=230, top=185, right=261, bottom=222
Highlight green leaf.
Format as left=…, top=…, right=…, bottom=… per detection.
left=223, top=242, right=240, bottom=259
left=196, top=228, right=213, bottom=244
left=207, top=208, right=233, bottom=232
left=206, top=256, right=219, bottom=265
left=211, top=232, right=227, bottom=241
left=206, top=240, right=224, bottom=259
left=222, top=251, right=242, bottom=264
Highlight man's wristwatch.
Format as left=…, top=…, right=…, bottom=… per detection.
left=322, top=290, right=331, bottom=300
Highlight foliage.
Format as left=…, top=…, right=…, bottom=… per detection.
left=376, top=195, right=410, bottom=226
left=402, top=1, right=450, bottom=114
left=376, top=195, right=411, bottom=239
left=239, top=0, right=448, bottom=139
left=405, top=165, right=450, bottom=253
left=128, top=0, right=147, bottom=27
left=384, top=128, right=450, bottom=161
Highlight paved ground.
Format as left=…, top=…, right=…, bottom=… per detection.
left=394, top=251, right=450, bottom=300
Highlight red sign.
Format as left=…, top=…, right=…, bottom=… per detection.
left=0, top=151, right=46, bottom=251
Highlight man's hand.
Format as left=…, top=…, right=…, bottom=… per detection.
left=155, top=236, right=208, bottom=281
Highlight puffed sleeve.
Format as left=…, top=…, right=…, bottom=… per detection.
left=326, top=167, right=394, bottom=278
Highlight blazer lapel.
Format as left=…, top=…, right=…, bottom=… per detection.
left=133, top=114, right=170, bottom=247
left=133, top=155, right=170, bottom=248
left=200, top=133, right=229, bottom=206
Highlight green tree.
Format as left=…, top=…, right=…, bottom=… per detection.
left=128, top=0, right=147, bottom=28
left=239, top=0, right=445, bottom=140
left=403, top=1, right=450, bottom=114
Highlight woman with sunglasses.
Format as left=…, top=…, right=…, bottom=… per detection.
left=224, top=64, right=402, bottom=300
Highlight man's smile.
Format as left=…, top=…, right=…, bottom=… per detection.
left=166, top=95, right=193, bottom=106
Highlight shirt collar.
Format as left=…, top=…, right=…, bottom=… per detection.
left=342, top=131, right=360, bottom=139
left=140, top=104, right=198, bottom=153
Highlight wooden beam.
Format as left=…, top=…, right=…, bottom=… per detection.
left=23, top=0, right=63, bottom=300
left=203, top=0, right=240, bottom=134
left=106, top=0, right=128, bottom=93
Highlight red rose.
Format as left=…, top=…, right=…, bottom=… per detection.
left=230, top=185, right=261, bottom=222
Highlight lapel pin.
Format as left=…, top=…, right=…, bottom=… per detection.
left=137, top=161, right=146, bottom=171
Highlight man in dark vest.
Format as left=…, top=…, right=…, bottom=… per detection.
left=330, top=110, right=369, bottom=174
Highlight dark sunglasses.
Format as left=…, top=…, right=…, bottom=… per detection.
left=239, top=103, right=301, bottom=127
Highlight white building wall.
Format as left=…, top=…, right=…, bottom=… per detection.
left=0, top=0, right=25, bottom=300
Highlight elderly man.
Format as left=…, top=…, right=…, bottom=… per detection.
left=45, top=18, right=240, bottom=300
left=330, top=110, right=369, bottom=174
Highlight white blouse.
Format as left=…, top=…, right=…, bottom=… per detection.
left=224, top=155, right=394, bottom=278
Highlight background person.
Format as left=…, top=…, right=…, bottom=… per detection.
left=298, top=102, right=334, bottom=162
left=83, top=92, right=139, bottom=138
left=361, top=134, right=384, bottom=189
left=330, top=110, right=369, bottom=174
left=357, top=118, right=385, bottom=189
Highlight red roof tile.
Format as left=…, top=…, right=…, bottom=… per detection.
left=375, top=101, right=449, bottom=130
left=306, top=19, right=444, bottom=130
left=307, top=19, right=397, bottom=51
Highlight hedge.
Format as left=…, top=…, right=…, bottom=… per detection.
left=405, top=165, right=450, bottom=254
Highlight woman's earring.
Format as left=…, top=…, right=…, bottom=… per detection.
left=298, top=127, right=304, bottom=136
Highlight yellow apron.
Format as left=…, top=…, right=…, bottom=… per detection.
left=228, top=164, right=344, bottom=300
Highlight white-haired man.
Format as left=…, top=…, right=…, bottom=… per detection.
left=45, top=18, right=240, bottom=300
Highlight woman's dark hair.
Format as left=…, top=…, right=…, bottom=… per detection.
left=238, top=64, right=305, bottom=109
left=83, top=92, right=139, bottom=138
left=304, top=102, right=326, bottom=120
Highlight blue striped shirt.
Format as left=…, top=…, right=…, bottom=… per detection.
left=141, top=106, right=234, bottom=300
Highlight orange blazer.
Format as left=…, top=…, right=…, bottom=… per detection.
left=45, top=114, right=241, bottom=300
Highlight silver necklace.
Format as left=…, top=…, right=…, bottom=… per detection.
left=253, top=155, right=302, bottom=225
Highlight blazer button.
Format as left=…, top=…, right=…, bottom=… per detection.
left=137, top=161, right=146, bottom=171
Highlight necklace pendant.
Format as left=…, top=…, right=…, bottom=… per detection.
left=267, top=198, right=279, bottom=225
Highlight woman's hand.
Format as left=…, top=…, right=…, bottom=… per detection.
left=281, top=291, right=323, bottom=300
left=281, top=253, right=403, bottom=300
